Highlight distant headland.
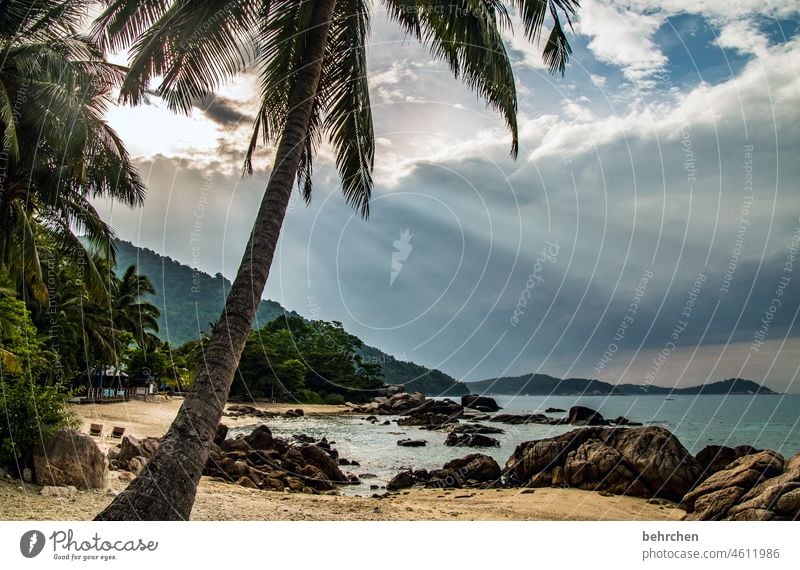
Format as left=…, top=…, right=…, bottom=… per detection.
left=464, top=376, right=779, bottom=396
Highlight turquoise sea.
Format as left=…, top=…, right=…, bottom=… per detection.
left=232, top=394, right=800, bottom=495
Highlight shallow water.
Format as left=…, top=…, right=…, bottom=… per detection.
left=230, top=394, right=800, bottom=496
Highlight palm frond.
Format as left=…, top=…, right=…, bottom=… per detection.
left=119, top=0, right=257, bottom=112
left=323, top=0, right=375, bottom=217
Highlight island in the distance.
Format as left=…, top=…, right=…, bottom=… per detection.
left=465, top=375, right=778, bottom=396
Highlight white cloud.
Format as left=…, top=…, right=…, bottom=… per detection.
left=578, top=0, right=668, bottom=87
left=715, top=20, right=770, bottom=57
left=526, top=36, right=800, bottom=161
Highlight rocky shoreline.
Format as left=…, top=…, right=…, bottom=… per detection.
left=8, top=393, right=798, bottom=521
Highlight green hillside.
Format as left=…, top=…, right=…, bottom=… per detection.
left=112, top=240, right=467, bottom=395
left=358, top=345, right=467, bottom=396
left=113, top=240, right=295, bottom=346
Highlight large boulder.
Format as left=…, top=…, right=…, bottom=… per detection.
left=397, top=412, right=458, bottom=428
left=443, top=454, right=501, bottom=484
left=682, top=450, right=791, bottom=521
left=695, top=445, right=738, bottom=478
left=244, top=425, right=274, bottom=450
left=387, top=470, right=416, bottom=491
left=461, top=394, right=501, bottom=413
left=403, top=398, right=463, bottom=417
left=299, top=445, right=347, bottom=482
left=117, top=435, right=160, bottom=464
left=567, top=406, right=606, bottom=426
left=33, top=429, right=108, bottom=490
left=214, top=423, right=229, bottom=446
left=504, top=426, right=700, bottom=501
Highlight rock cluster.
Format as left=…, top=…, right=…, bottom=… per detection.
left=223, top=404, right=304, bottom=419
left=490, top=407, right=639, bottom=427
left=503, top=426, right=700, bottom=501
left=203, top=424, right=359, bottom=493
left=387, top=454, right=502, bottom=490
left=348, top=391, right=427, bottom=415
left=682, top=450, right=799, bottom=520
left=108, top=435, right=161, bottom=474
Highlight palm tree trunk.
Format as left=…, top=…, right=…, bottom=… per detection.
left=95, top=0, right=338, bottom=521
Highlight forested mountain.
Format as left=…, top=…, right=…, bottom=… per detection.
left=113, top=240, right=295, bottom=346
left=112, top=241, right=467, bottom=395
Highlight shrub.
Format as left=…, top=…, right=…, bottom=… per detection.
left=322, top=393, right=346, bottom=405
left=294, top=389, right=324, bottom=405
left=0, top=378, right=77, bottom=471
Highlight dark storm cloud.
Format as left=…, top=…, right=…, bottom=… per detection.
left=197, top=96, right=253, bottom=126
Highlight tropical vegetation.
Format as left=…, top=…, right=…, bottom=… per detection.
left=0, top=1, right=162, bottom=474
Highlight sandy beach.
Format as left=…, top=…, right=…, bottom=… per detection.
left=0, top=399, right=684, bottom=521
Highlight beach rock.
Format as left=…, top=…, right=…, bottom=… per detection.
left=608, top=416, right=640, bottom=426
left=776, top=488, right=800, bottom=514
left=33, top=429, right=108, bottom=490
left=683, top=451, right=799, bottom=521
left=490, top=413, right=557, bottom=425
left=127, top=456, right=147, bottom=475
left=286, top=477, right=305, bottom=492
left=387, top=470, right=417, bottom=491
left=224, top=404, right=278, bottom=420
left=449, top=423, right=504, bottom=435
left=397, top=439, right=427, bottom=447
left=40, top=485, right=77, bottom=498
left=117, top=435, right=160, bottom=464
left=220, top=436, right=252, bottom=453
left=735, top=445, right=760, bottom=457
left=299, top=465, right=335, bottom=491
left=413, top=469, right=429, bottom=482
left=403, top=398, right=463, bottom=418
left=545, top=407, right=566, bottom=413
left=284, top=408, right=304, bottom=418
left=443, top=454, right=501, bottom=484
left=445, top=433, right=500, bottom=448
left=695, top=445, right=738, bottom=478
left=236, top=476, right=258, bottom=489
left=426, top=468, right=464, bottom=488
left=299, top=445, right=347, bottom=482
left=244, top=425, right=274, bottom=450
left=504, top=426, right=700, bottom=501
left=375, top=384, right=405, bottom=398
left=386, top=392, right=426, bottom=413
left=214, top=423, right=229, bottom=446
left=397, top=412, right=458, bottom=428
left=461, top=394, right=502, bottom=413
left=567, top=406, right=605, bottom=426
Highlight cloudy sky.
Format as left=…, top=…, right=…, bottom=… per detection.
left=94, top=0, right=800, bottom=393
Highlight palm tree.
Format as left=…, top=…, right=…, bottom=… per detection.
left=95, top=0, right=578, bottom=520
left=0, top=1, right=146, bottom=304
left=109, top=265, right=161, bottom=353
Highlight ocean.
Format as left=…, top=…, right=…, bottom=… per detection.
left=230, top=394, right=800, bottom=496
